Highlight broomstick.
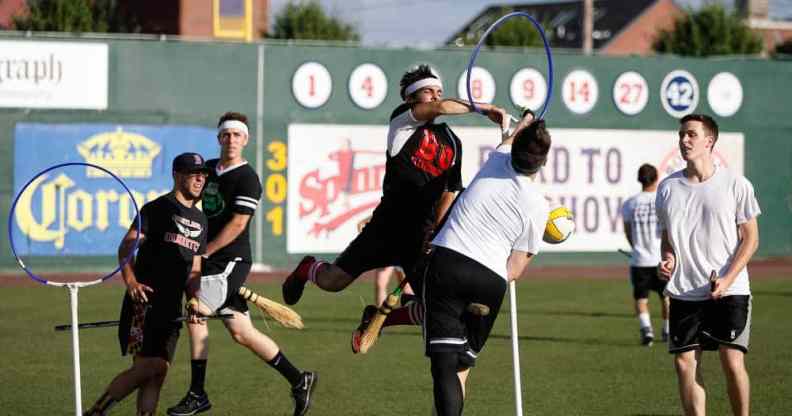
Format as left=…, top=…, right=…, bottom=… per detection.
left=239, top=286, right=304, bottom=329
left=357, top=278, right=408, bottom=354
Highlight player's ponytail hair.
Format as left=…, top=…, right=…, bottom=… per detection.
left=511, top=120, right=551, bottom=176
left=217, top=111, right=249, bottom=128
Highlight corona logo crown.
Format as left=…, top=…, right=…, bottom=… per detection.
left=77, top=127, right=161, bottom=178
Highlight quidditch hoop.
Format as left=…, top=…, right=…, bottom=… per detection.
left=7, top=162, right=142, bottom=287
left=466, top=11, right=554, bottom=120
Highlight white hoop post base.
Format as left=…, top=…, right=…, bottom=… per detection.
left=509, top=280, right=524, bottom=416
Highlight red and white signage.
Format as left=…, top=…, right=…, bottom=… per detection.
left=288, top=123, right=744, bottom=253
left=287, top=124, right=387, bottom=253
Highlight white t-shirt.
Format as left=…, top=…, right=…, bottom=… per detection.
left=621, top=191, right=661, bottom=267
left=656, top=166, right=761, bottom=300
left=432, top=145, right=550, bottom=281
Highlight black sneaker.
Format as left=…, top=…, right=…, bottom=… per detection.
left=283, top=256, right=315, bottom=305
left=351, top=305, right=379, bottom=354
left=640, top=328, right=655, bottom=347
left=292, top=371, right=318, bottom=416
left=167, top=391, right=211, bottom=416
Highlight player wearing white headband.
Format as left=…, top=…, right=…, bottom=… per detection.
left=282, top=65, right=508, bottom=347
left=169, top=112, right=317, bottom=416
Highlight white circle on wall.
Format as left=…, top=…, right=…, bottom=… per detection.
left=707, top=72, right=743, bottom=117
left=612, top=71, right=649, bottom=116
left=292, top=62, right=332, bottom=109
left=562, top=69, right=598, bottom=114
left=348, top=63, right=388, bottom=110
left=660, top=69, right=699, bottom=118
left=457, top=67, right=496, bottom=104
left=510, top=68, right=547, bottom=112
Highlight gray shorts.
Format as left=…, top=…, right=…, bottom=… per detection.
left=197, top=257, right=251, bottom=315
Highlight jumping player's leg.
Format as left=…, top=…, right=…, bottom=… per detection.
left=674, top=349, right=706, bottom=416
left=375, top=267, right=395, bottom=306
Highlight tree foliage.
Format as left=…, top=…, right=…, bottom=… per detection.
left=11, top=0, right=141, bottom=33
left=775, top=39, right=792, bottom=56
left=653, top=5, right=763, bottom=56
left=268, top=1, right=358, bottom=42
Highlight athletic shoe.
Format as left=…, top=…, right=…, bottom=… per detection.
left=351, top=305, right=379, bottom=354
left=640, top=327, right=655, bottom=347
left=292, top=371, right=318, bottom=416
left=661, top=329, right=669, bottom=343
left=283, top=256, right=315, bottom=305
left=167, top=391, right=211, bottom=416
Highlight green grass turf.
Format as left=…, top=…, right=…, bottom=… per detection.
left=1, top=277, right=790, bottom=415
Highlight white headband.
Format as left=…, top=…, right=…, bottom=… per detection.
left=217, top=120, right=249, bottom=137
left=404, top=77, right=443, bottom=98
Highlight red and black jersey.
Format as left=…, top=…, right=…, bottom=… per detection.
left=201, top=159, right=262, bottom=263
left=379, top=103, right=463, bottom=226
left=132, top=192, right=208, bottom=320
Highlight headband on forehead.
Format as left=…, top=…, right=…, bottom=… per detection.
left=403, top=77, right=443, bottom=99
left=217, top=120, right=249, bottom=137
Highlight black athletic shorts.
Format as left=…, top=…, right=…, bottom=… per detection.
left=118, top=295, right=180, bottom=362
left=199, top=257, right=252, bottom=314
left=335, top=211, right=430, bottom=297
left=668, top=295, right=752, bottom=354
left=423, top=246, right=507, bottom=369
left=630, top=266, right=668, bottom=300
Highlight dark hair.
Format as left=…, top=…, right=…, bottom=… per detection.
left=637, top=163, right=658, bottom=188
left=680, top=114, right=718, bottom=146
left=217, top=111, right=248, bottom=127
left=511, top=120, right=551, bottom=175
left=399, top=64, right=438, bottom=100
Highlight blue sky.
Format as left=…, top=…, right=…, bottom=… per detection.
left=269, top=0, right=792, bottom=47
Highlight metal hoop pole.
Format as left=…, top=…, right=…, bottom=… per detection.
left=509, top=280, right=524, bottom=416
left=68, top=284, right=83, bottom=416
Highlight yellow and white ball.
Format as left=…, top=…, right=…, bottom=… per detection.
left=543, top=206, right=575, bottom=244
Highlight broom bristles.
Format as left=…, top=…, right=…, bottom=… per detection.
left=358, top=292, right=400, bottom=354
left=239, top=287, right=304, bottom=329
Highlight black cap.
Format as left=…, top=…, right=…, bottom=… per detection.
left=172, top=152, right=209, bottom=173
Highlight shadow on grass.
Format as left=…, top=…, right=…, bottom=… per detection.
left=524, top=309, right=633, bottom=319
left=752, top=290, right=792, bottom=297
left=489, top=333, right=637, bottom=347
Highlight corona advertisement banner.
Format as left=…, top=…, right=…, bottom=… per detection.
left=287, top=123, right=744, bottom=253
left=13, top=123, right=218, bottom=256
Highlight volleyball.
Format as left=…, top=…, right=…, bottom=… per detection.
left=544, top=206, right=575, bottom=244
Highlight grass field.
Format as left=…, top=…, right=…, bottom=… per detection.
left=1, top=275, right=790, bottom=415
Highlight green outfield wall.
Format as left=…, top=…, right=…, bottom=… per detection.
left=1, top=36, right=790, bottom=272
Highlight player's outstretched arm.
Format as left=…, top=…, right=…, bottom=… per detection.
left=205, top=213, right=251, bottom=257
left=413, top=99, right=506, bottom=128
left=712, top=217, right=759, bottom=298
left=500, top=110, right=535, bottom=147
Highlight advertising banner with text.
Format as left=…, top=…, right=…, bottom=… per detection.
left=287, top=124, right=743, bottom=253
left=0, top=41, right=108, bottom=109
left=13, top=123, right=217, bottom=255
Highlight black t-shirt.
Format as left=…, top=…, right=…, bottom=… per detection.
left=201, top=159, right=262, bottom=262
left=133, top=193, right=208, bottom=320
left=379, top=103, right=463, bottom=228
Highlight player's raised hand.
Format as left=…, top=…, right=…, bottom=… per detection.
left=486, top=106, right=508, bottom=131
left=127, top=281, right=153, bottom=303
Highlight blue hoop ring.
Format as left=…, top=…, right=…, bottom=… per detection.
left=7, top=162, right=142, bottom=286
left=466, top=11, right=554, bottom=120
